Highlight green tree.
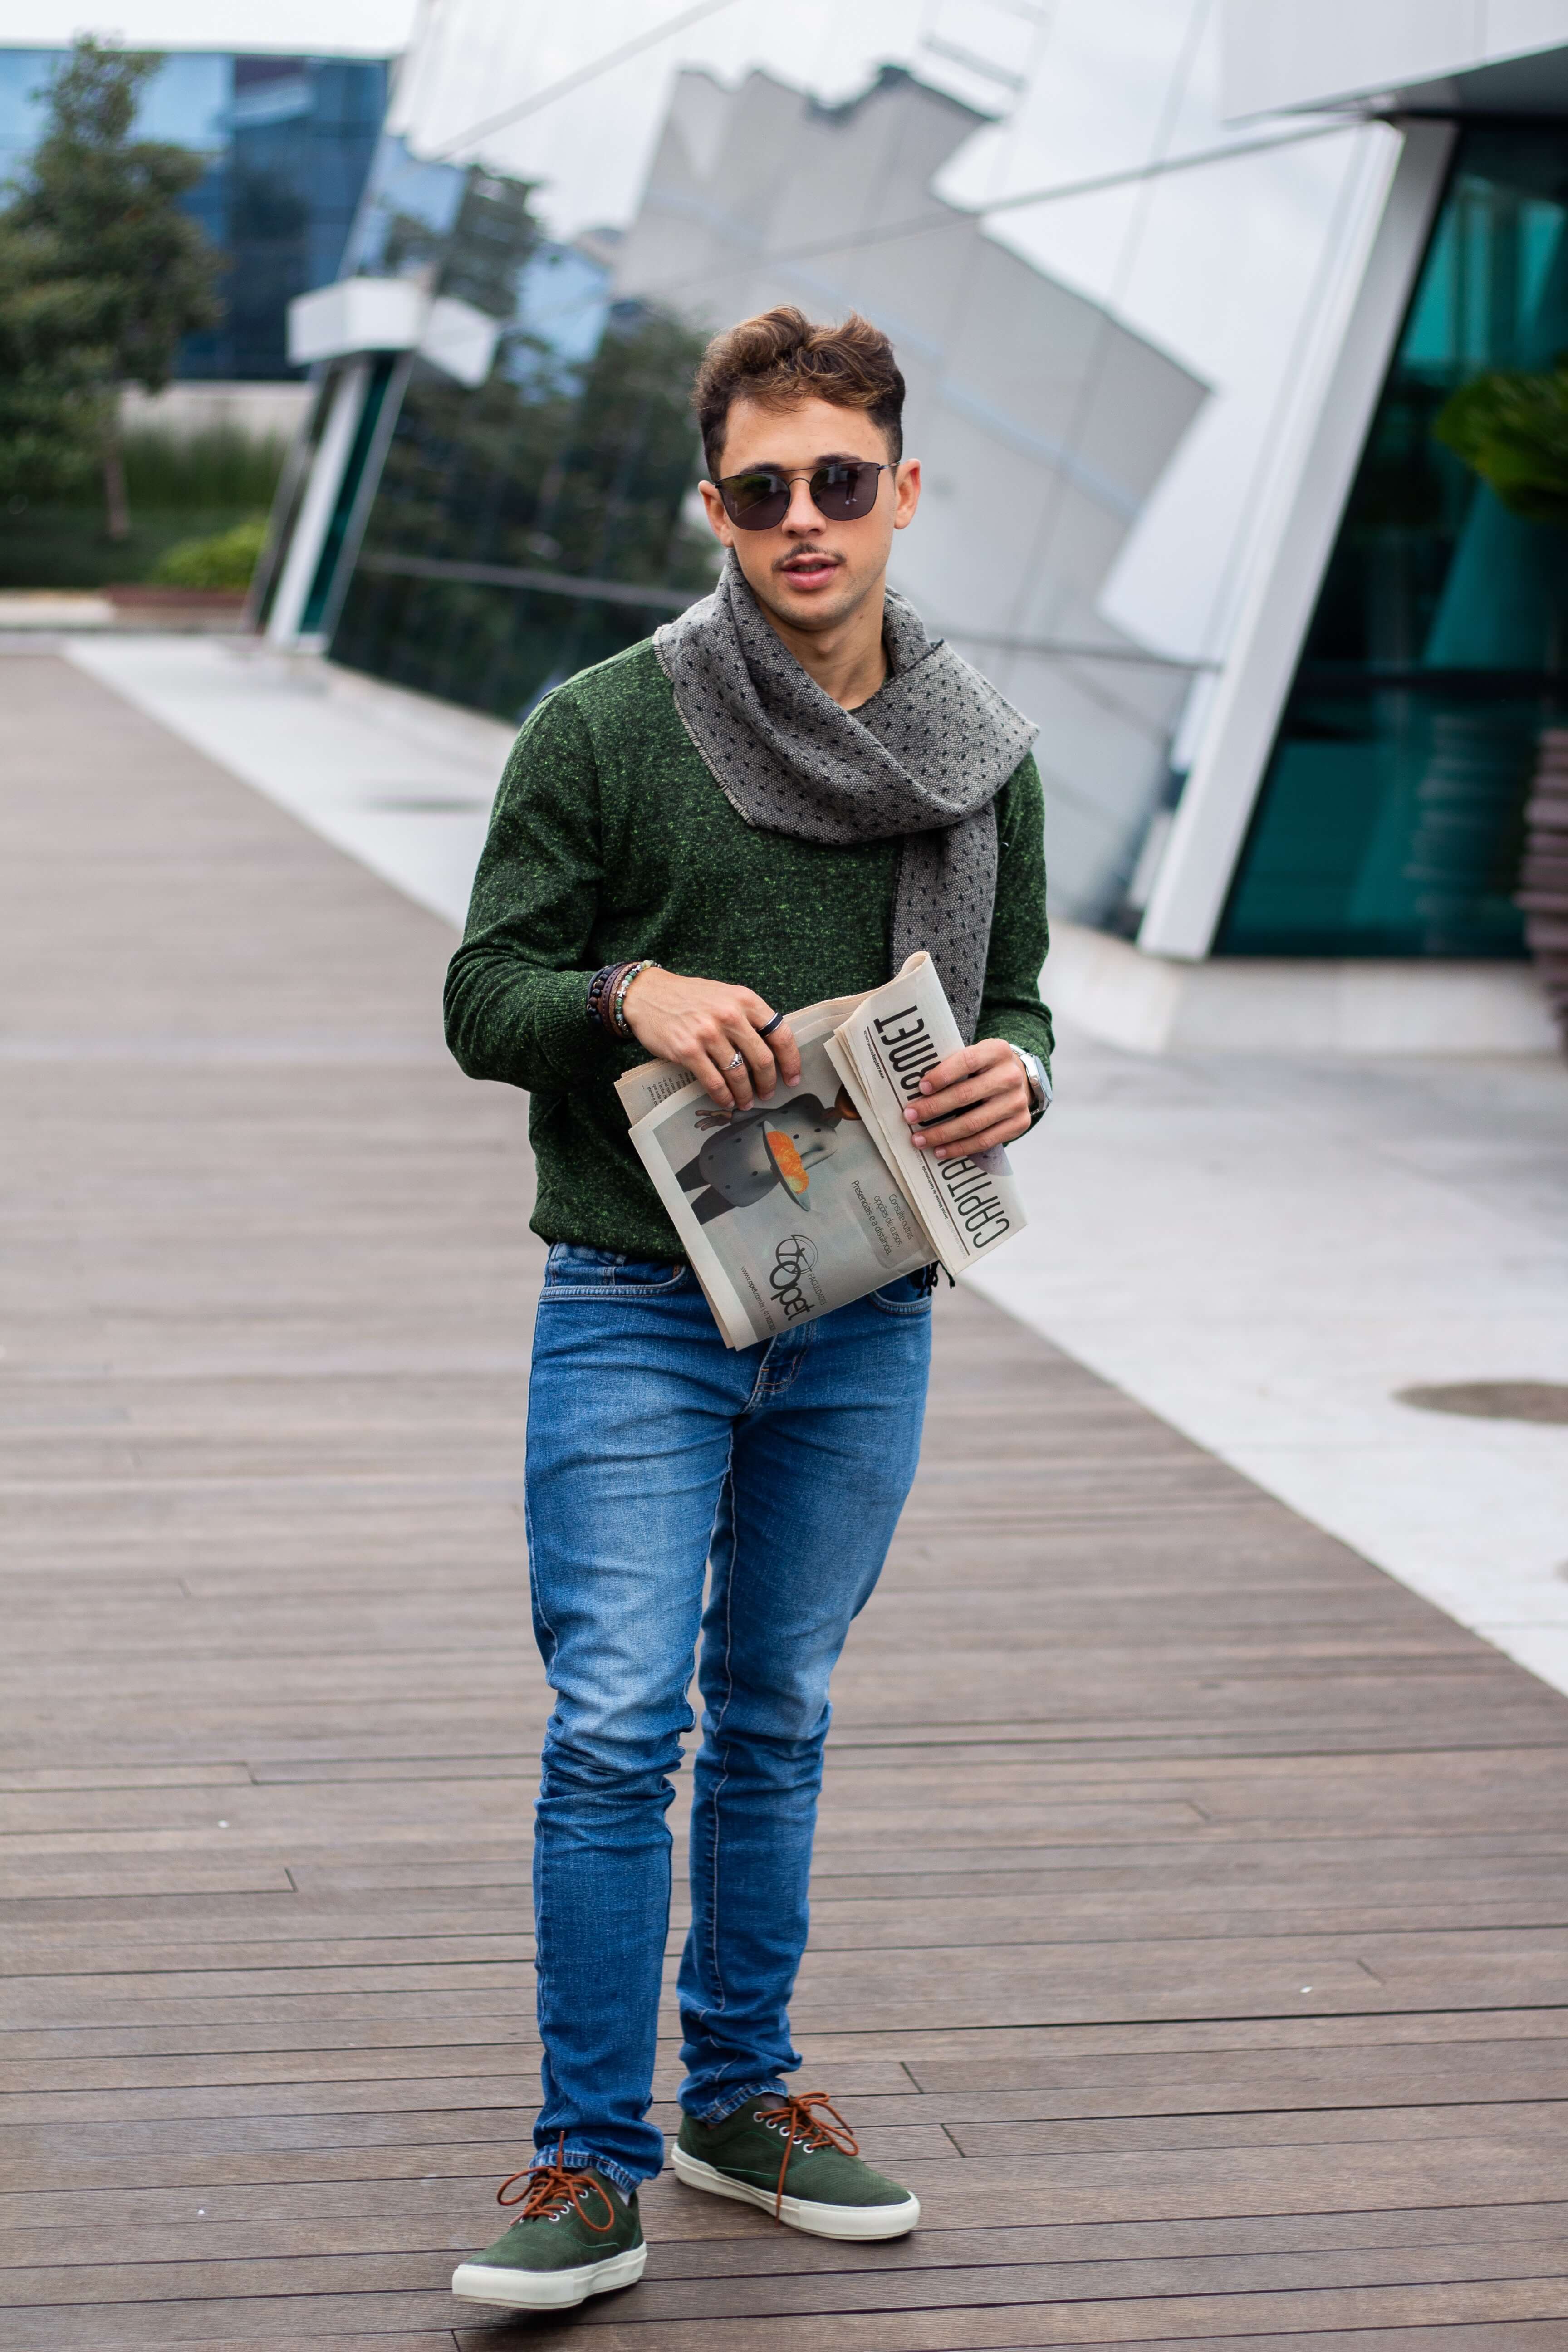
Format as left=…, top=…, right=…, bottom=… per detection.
left=0, top=216, right=114, bottom=495
left=7, top=38, right=221, bottom=538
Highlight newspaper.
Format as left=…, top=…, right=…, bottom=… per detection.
left=824, top=952, right=1025, bottom=1280
left=615, top=954, right=1027, bottom=1348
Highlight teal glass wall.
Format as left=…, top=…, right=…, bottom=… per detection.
left=1219, top=123, right=1568, bottom=957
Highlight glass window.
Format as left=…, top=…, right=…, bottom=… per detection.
left=1220, top=122, right=1568, bottom=958
left=0, top=44, right=386, bottom=384
left=333, top=150, right=715, bottom=712
left=188, top=55, right=389, bottom=381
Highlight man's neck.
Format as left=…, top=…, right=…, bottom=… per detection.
left=752, top=576, right=889, bottom=711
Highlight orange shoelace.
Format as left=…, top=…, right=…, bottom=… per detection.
left=755, top=2090, right=859, bottom=2220
left=495, top=2135, right=616, bottom=2233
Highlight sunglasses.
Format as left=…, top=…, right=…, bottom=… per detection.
left=713, top=460, right=887, bottom=531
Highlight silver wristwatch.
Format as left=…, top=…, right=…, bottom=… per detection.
left=1009, top=1046, right=1051, bottom=1124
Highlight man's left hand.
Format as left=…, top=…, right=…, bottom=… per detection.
left=902, top=1039, right=1034, bottom=1159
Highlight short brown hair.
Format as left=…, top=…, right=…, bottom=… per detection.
left=692, top=305, right=905, bottom=476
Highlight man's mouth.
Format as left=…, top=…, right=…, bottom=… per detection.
left=778, top=554, right=841, bottom=588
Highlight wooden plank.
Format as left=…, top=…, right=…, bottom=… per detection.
left=6, top=2207, right=1568, bottom=2279
left=15, top=2042, right=1568, bottom=2127
left=10, top=1999, right=1564, bottom=2078
left=12, top=2239, right=1568, bottom=2313
left=7, top=2132, right=1568, bottom=2217
left=0, top=2340, right=458, bottom=2352
left=6, top=2278, right=1568, bottom=2349
left=451, top=2325, right=1568, bottom=2352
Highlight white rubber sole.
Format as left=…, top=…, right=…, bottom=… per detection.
left=451, top=2241, right=647, bottom=2309
left=671, top=2145, right=920, bottom=2240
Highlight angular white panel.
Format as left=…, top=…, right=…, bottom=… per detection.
left=288, top=280, right=498, bottom=383
left=1224, top=0, right=1568, bottom=115
left=1224, top=0, right=1479, bottom=117
left=286, top=275, right=427, bottom=364
left=1487, top=0, right=1568, bottom=49
left=416, top=296, right=500, bottom=388
left=265, top=359, right=371, bottom=644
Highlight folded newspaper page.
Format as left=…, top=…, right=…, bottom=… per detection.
left=615, top=993, right=932, bottom=1348
left=614, top=957, right=1027, bottom=1348
left=824, top=952, right=1026, bottom=1280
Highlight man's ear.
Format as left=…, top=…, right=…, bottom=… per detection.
left=698, top=479, right=734, bottom=546
left=892, top=457, right=921, bottom=530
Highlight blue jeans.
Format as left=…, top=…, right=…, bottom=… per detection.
left=524, top=1244, right=932, bottom=2195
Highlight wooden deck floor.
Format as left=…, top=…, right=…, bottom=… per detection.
left=5, top=647, right=1568, bottom=2352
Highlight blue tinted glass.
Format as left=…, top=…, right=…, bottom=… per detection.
left=0, top=44, right=385, bottom=381
left=132, top=52, right=229, bottom=151
left=0, top=51, right=56, bottom=173
left=332, top=163, right=710, bottom=716
left=1220, top=123, right=1568, bottom=958
left=344, top=132, right=467, bottom=275
left=185, top=55, right=387, bottom=379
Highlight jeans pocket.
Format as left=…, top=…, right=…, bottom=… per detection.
left=543, top=1243, right=689, bottom=1296
left=869, top=1269, right=936, bottom=1316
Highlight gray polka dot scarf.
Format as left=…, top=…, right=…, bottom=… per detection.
left=653, top=554, right=1037, bottom=1041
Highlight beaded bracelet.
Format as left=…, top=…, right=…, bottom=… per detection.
left=610, top=958, right=658, bottom=1038
left=586, top=962, right=623, bottom=1030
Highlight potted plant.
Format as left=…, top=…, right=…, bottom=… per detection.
left=1435, top=360, right=1568, bottom=1049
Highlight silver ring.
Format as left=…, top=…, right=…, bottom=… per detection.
left=725, top=1051, right=745, bottom=1072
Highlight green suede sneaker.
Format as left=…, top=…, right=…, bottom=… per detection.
left=673, top=2091, right=920, bottom=2240
left=451, top=2145, right=646, bottom=2310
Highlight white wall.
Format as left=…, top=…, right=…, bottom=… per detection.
left=120, top=382, right=314, bottom=441
left=1223, top=0, right=1568, bottom=117
left=0, top=4, right=410, bottom=48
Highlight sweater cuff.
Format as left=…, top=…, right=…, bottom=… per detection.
left=527, top=965, right=603, bottom=1083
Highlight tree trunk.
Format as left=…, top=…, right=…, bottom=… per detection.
left=1518, top=728, right=1568, bottom=1054
left=102, top=431, right=130, bottom=542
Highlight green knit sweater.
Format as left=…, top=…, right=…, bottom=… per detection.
left=445, top=637, right=1053, bottom=1258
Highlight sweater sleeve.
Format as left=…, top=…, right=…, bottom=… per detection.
left=443, top=688, right=606, bottom=1093
left=975, top=751, right=1054, bottom=1073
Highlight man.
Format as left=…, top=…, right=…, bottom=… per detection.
left=445, top=305, right=1052, bottom=2311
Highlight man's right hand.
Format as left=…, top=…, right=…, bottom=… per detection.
left=621, top=968, right=801, bottom=1111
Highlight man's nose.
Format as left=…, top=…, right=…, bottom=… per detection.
left=781, top=477, right=821, bottom=531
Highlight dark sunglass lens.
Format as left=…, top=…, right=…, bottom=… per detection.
left=724, top=471, right=789, bottom=529
left=811, top=462, right=880, bottom=519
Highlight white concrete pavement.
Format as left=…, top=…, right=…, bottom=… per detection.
left=69, top=632, right=511, bottom=928
left=968, top=1044, right=1568, bottom=1693
left=59, top=632, right=1568, bottom=1697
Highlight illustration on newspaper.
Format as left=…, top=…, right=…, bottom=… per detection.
left=614, top=953, right=1028, bottom=1348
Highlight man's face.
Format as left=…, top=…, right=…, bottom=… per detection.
left=698, top=392, right=921, bottom=636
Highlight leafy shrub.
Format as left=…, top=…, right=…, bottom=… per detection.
left=148, top=512, right=267, bottom=589
left=125, top=425, right=286, bottom=509
left=44, top=424, right=289, bottom=510
left=1434, top=360, right=1568, bottom=528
